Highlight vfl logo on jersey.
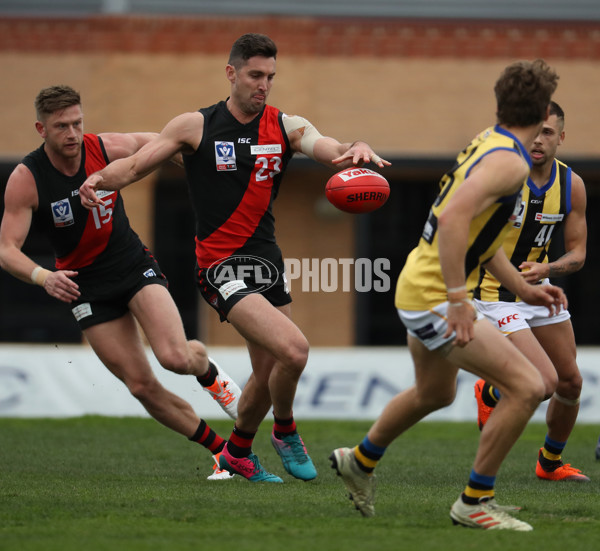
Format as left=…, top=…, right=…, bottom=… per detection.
left=511, top=200, right=526, bottom=228
left=508, top=190, right=524, bottom=227
left=143, top=269, right=157, bottom=278
left=215, top=141, right=237, bottom=172
left=51, top=198, right=74, bottom=227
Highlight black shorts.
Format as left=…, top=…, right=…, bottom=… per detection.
left=70, top=247, right=168, bottom=330
left=196, top=256, right=292, bottom=322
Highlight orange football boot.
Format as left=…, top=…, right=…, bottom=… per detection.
left=474, top=379, right=494, bottom=431
left=535, top=449, right=590, bottom=481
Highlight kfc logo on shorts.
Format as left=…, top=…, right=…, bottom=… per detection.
left=215, top=141, right=237, bottom=172
left=51, top=198, right=74, bottom=227
left=498, top=313, right=519, bottom=328
left=206, top=255, right=279, bottom=295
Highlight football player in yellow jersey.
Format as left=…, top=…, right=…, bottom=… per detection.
left=331, top=60, right=565, bottom=531
left=472, top=102, right=589, bottom=481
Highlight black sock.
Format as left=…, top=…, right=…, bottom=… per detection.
left=481, top=382, right=499, bottom=407
left=226, top=426, right=256, bottom=458
left=188, top=420, right=226, bottom=454
left=196, top=360, right=217, bottom=387
left=273, top=415, right=297, bottom=439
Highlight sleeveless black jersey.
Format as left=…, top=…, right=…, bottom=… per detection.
left=23, top=134, right=142, bottom=278
left=473, top=158, right=571, bottom=302
left=183, top=101, right=293, bottom=269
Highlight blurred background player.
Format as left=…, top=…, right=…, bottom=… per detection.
left=472, top=101, right=589, bottom=482
left=79, top=33, right=390, bottom=483
left=0, top=85, right=240, bottom=479
left=330, top=59, right=562, bottom=531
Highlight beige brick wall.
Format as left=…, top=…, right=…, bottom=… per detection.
left=1, top=15, right=598, bottom=345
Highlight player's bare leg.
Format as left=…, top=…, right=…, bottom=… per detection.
left=84, top=314, right=200, bottom=434
left=333, top=320, right=541, bottom=525
left=532, top=321, right=589, bottom=481
left=228, top=297, right=308, bottom=427
left=448, top=321, right=544, bottom=475
left=130, top=285, right=241, bottom=419
left=445, top=320, right=543, bottom=530
left=219, top=295, right=316, bottom=481
left=85, top=297, right=231, bottom=477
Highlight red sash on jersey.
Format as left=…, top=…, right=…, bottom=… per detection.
left=195, top=106, right=285, bottom=267
left=55, top=135, right=115, bottom=270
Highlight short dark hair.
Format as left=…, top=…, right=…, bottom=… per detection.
left=494, top=59, right=559, bottom=127
left=548, top=101, right=565, bottom=132
left=35, top=85, right=81, bottom=121
left=228, top=33, right=277, bottom=69
left=548, top=101, right=564, bottom=118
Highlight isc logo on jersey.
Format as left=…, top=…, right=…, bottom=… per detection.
left=215, top=141, right=237, bottom=171
left=51, top=198, right=74, bottom=227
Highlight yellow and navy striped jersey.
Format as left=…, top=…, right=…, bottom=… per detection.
left=473, top=158, right=571, bottom=302
left=395, top=125, right=530, bottom=311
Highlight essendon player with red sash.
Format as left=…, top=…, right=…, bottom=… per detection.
left=189, top=101, right=294, bottom=320
left=0, top=85, right=242, bottom=479
left=23, top=133, right=162, bottom=325
left=80, top=33, right=390, bottom=483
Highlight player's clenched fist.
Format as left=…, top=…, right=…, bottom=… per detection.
left=80, top=174, right=105, bottom=209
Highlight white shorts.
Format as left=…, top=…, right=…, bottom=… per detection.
left=398, top=302, right=484, bottom=351
left=473, top=299, right=571, bottom=335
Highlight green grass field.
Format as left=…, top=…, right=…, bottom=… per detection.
left=1, top=418, right=599, bottom=551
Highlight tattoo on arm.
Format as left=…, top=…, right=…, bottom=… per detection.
left=548, top=251, right=583, bottom=278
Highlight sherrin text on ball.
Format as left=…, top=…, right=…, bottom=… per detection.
left=325, top=168, right=390, bottom=214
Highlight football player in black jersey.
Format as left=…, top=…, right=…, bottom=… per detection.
left=473, top=102, right=589, bottom=481
left=79, top=34, right=390, bottom=483
left=0, top=85, right=241, bottom=480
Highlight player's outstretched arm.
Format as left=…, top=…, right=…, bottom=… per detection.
left=283, top=115, right=390, bottom=169
left=326, top=139, right=390, bottom=169
left=99, top=132, right=158, bottom=163
left=80, top=112, right=203, bottom=209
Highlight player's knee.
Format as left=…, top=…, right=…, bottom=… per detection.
left=430, top=386, right=456, bottom=409
left=156, top=348, right=192, bottom=375
left=523, top=379, right=545, bottom=410
left=556, top=369, right=583, bottom=400
left=126, top=374, right=161, bottom=402
left=417, top=384, right=456, bottom=410
left=504, top=376, right=544, bottom=410
left=281, top=335, right=309, bottom=374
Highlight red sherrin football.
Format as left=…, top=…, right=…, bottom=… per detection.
left=325, top=168, right=390, bottom=214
